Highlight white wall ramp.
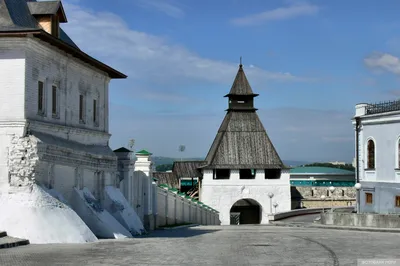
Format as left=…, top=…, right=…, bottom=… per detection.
left=71, top=187, right=132, bottom=239
left=103, top=186, right=146, bottom=236
left=0, top=184, right=98, bottom=244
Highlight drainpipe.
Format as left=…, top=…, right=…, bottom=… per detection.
left=355, top=116, right=360, bottom=213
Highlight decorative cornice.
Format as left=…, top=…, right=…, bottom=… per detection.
left=28, top=119, right=111, bottom=138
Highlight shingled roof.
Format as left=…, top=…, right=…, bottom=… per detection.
left=225, top=64, right=259, bottom=97
left=172, top=161, right=206, bottom=178
left=153, top=172, right=179, bottom=188
left=202, top=64, right=284, bottom=170
left=0, top=0, right=126, bottom=79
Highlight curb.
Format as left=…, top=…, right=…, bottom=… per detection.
left=269, top=222, right=400, bottom=233
left=0, top=237, right=30, bottom=249
left=158, top=224, right=199, bottom=230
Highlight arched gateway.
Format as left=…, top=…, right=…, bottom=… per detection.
left=230, top=198, right=261, bottom=225
left=198, top=62, right=291, bottom=225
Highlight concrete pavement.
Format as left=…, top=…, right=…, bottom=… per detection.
left=1, top=225, right=399, bottom=265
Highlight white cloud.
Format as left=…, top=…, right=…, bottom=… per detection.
left=231, top=2, right=320, bottom=26
left=61, top=1, right=311, bottom=88
left=134, top=0, right=185, bottom=19
left=364, top=52, right=400, bottom=75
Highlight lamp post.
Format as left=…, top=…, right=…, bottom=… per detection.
left=320, top=195, right=326, bottom=213
left=273, top=202, right=278, bottom=213
left=329, top=186, right=335, bottom=212
left=354, top=183, right=362, bottom=214
left=268, top=192, right=274, bottom=214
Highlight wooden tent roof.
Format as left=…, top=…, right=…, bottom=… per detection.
left=202, top=65, right=284, bottom=170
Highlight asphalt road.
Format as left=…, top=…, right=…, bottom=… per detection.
left=1, top=225, right=399, bottom=266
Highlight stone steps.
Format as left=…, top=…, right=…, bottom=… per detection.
left=0, top=232, right=30, bottom=249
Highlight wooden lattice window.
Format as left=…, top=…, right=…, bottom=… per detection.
left=367, top=140, right=375, bottom=169
left=395, top=196, right=400, bottom=207
left=365, top=193, right=373, bottom=204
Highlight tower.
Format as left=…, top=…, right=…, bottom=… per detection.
left=199, top=62, right=291, bottom=225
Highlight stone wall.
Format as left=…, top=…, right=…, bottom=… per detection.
left=156, top=186, right=219, bottom=227
left=322, top=212, right=400, bottom=228
left=291, top=186, right=356, bottom=209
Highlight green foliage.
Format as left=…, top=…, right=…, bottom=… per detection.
left=155, top=164, right=173, bottom=172
left=303, top=162, right=355, bottom=171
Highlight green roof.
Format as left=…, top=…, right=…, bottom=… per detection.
left=136, top=149, right=152, bottom=156
left=290, top=166, right=355, bottom=175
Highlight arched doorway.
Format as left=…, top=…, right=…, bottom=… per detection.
left=230, top=198, right=261, bottom=225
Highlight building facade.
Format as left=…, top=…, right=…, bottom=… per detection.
left=199, top=63, right=291, bottom=225
left=290, top=166, right=356, bottom=209
left=353, top=100, right=400, bottom=214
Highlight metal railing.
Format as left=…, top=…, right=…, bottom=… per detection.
left=366, top=99, right=400, bottom=115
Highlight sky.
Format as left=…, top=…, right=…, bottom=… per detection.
left=60, top=0, right=400, bottom=163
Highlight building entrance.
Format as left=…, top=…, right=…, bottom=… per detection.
left=229, top=198, right=261, bottom=225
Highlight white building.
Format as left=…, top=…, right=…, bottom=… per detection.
left=199, top=63, right=291, bottom=225
left=353, top=100, right=400, bottom=214
left=0, top=0, right=140, bottom=243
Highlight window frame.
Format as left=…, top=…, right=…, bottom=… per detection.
left=396, top=136, right=400, bottom=170
left=93, top=98, right=99, bottom=127
left=395, top=196, right=400, bottom=208
left=366, top=138, right=376, bottom=170
left=365, top=192, right=373, bottom=204
left=51, top=84, right=60, bottom=118
left=79, top=94, right=86, bottom=124
left=37, top=80, right=46, bottom=116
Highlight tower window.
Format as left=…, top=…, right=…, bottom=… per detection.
left=265, top=169, right=281, bottom=179
left=239, top=169, right=256, bottom=179
left=214, top=169, right=230, bottom=179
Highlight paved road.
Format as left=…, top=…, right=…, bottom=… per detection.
left=1, top=225, right=399, bottom=266
left=278, top=213, right=321, bottom=223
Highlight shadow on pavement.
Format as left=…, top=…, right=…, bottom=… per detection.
left=136, top=227, right=221, bottom=238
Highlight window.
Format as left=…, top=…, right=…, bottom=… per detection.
left=93, top=99, right=98, bottom=125
left=398, top=139, right=400, bottom=169
left=79, top=94, right=85, bottom=122
left=51, top=85, right=58, bottom=117
left=311, top=189, right=314, bottom=197
left=265, top=169, right=281, bottom=179
left=326, top=190, right=329, bottom=196
left=395, top=196, right=400, bottom=207
left=367, top=139, right=375, bottom=169
left=239, top=169, right=256, bottom=179
left=341, top=190, right=345, bottom=197
left=365, top=193, right=373, bottom=204
left=214, top=169, right=230, bottom=179
left=38, top=81, right=44, bottom=114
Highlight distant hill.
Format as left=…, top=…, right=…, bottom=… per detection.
left=152, top=156, right=309, bottom=168
left=152, top=156, right=204, bottom=167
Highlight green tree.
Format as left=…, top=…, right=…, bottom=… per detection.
left=156, top=164, right=173, bottom=172
left=303, top=162, right=355, bottom=171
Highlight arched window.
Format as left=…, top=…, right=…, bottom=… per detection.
left=367, top=139, right=375, bottom=169
left=398, top=138, right=400, bottom=169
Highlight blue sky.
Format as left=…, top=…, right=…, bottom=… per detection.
left=61, top=0, right=400, bottom=162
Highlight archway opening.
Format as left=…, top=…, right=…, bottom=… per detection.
left=230, top=198, right=261, bottom=225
